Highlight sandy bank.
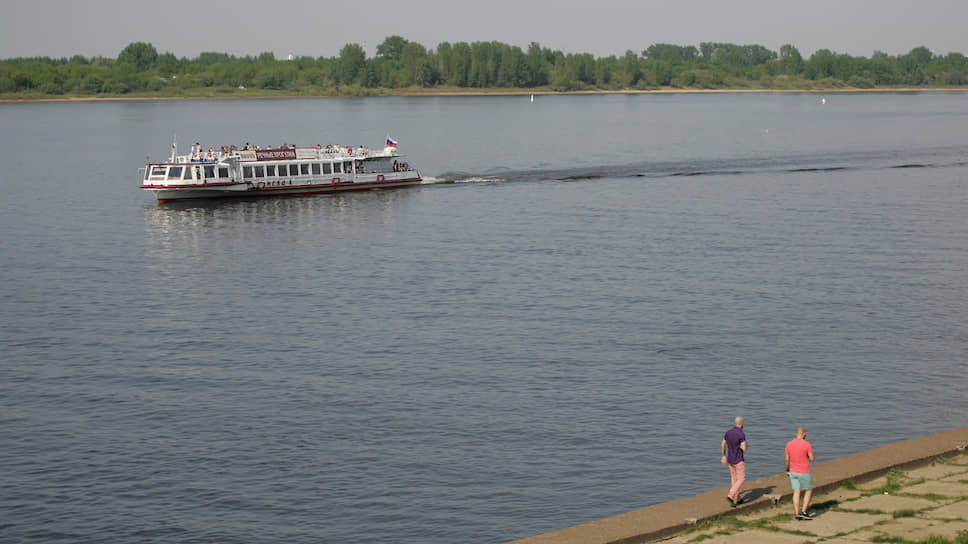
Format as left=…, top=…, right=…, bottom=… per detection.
left=2, top=87, right=967, bottom=103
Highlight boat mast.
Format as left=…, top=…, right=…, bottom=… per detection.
left=169, top=134, right=177, bottom=163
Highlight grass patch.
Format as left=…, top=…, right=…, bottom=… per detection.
left=680, top=515, right=730, bottom=535
left=871, top=536, right=950, bottom=543
left=902, top=492, right=951, bottom=501
left=841, top=507, right=888, bottom=515
left=870, top=468, right=906, bottom=494
left=684, top=513, right=817, bottom=538
left=843, top=479, right=858, bottom=490
left=870, top=532, right=968, bottom=544
left=893, top=509, right=917, bottom=518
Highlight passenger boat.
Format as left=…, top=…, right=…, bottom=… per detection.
left=141, top=137, right=421, bottom=202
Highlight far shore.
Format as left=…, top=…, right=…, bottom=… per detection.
left=2, top=86, right=967, bottom=103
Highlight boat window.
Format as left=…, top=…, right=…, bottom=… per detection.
left=300, top=164, right=309, bottom=175
left=204, top=166, right=216, bottom=178
left=167, top=166, right=183, bottom=179
left=323, top=162, right=332, bottom=174
left=255, top=166, right=265, bottom=178
left=151, top=166, right=166, bottom=177
left=265, top=165, right=276, bottom=177
left=218, top=167, right=229, bottom=178
left=311, top=163, right=321, bottom=175
left=333, top=162, right=341, bottom=174
left=344, top=161, right=352, bottom=173
left=184, top=167, right=193, bottom=180
left=243, top=166, right=253, bottom=178
left=280, top=164, right=290, bottom=176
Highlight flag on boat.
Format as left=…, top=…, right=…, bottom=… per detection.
left=386, top=136, right=398, bottom=148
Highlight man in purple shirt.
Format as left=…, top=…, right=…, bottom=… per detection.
left=720, top=416, right=748, bottom=506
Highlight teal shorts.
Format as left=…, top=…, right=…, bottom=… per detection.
left=789, top=471, right=813, bottom=490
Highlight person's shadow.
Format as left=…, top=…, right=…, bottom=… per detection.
left=740, top=485, right=775, bottom=503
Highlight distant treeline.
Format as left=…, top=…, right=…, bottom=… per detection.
left=2, top=37, right=967, bottom=97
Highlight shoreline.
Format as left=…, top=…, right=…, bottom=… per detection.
left=509, top=426, right=968, bottom=544
left=2, top=87, right=967, bottom=103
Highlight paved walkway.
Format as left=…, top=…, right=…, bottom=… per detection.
left=660, top=453, right=968, bottom=544
left=510, top=428, right=968, bottom=544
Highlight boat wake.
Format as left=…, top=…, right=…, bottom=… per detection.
left=423, top=175, right=505, bottom=184
left=425, top=149, right=968, bottom=187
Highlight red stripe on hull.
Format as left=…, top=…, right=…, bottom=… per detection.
left=152, top=178, right=422, bottom=203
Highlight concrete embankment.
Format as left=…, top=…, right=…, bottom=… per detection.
left=509, top=427, right=968, bottom=544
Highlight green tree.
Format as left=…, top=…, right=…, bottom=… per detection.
left=338, top=43, right=366, bottom=84
left=778, top=44, right=803, bottom=74
left=525, top=42, right=549, bottom=86
left=156, top=52, right=179, bottom=75
left=908, top=46, right=933, bottom=66
left=644, top=43, right=698, bottom=63
left=197, top=52, right=232, bottom=66
left=117, top=42, right=158, bottom=71
left=805, top=49, right=836, bottom=79
left=451, top=42, right=471, bottom=87
left=620, top=50, right=642, bottom=86
left=376, top=36, right=409, bottom=61
left=399, top=41, right=427, bottom=86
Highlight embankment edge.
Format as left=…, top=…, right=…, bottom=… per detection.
left=508, top=426, right=968, bottom=544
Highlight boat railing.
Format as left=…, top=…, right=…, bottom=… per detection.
left=156, top=145, right=395, bottom=166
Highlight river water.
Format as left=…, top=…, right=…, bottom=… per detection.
left=1, top=93, right=966, bottom=543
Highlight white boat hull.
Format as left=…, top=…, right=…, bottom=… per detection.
left=143, top=174, right=422, bottom=202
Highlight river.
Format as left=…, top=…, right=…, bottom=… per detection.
left=1, top=92, right=967, bottom=543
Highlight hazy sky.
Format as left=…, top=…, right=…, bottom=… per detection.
left=3, top=0, right=966, bottom=60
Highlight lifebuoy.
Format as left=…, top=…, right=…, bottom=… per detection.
left=377, top=174, right=385, bottom=182
left=258, top=182, right=266, bottom=189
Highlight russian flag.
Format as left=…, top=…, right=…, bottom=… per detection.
left=386, top=137, right=398, bottom=148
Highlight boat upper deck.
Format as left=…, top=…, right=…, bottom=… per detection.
left=160, top=143, right=398, bottom=166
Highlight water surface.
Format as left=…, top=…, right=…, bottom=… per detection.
left=1, top=93, right=967, bottom=543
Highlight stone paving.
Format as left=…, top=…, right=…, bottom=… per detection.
left=657, top=454, right=968, bottom=544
